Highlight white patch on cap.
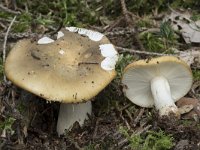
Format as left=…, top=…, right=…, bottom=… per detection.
left=37, top=37, right=55, bottom=44
left=99, top=44, right=119, bottom=71
left=59, top=50, right=65, bottom=55
left=66, top=27, right=104, bottom=41
left=101, top=57, right=117, bottom=71
left=66, top=27, right=78, bottom=32
left=99, top=44, right=118, bottom=57
left=57, top=31, right=64, bottom=39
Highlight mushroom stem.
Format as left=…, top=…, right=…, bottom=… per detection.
left=151, top=76, right=179, bottom=116
left=56, top=101, right=92, bottom=136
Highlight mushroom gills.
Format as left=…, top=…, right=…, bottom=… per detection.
left=150, top=76, right=179, bottom=116
left=56, top=101, right=92, bottom=136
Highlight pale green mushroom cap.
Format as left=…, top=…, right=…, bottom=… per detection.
left=5, top=28, right=118, bottom=103
left=122, top=56, right=193, bottom=108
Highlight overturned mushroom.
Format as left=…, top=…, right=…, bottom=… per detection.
left=5, top=27, right=118, bottom=135
left=122, top=56, right=193, bottom=117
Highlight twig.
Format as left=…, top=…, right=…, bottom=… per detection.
left=92, top=118, right=101, bottom=139
left=105, top=28, right=136, bottom=36
left=140, top=28, right=160, bottom=34
left=0, top=140, right=6, bottom=149
left=0, top=18, right=19, bottom=23
left=120, top=0, right=133, bottom=26
left=135, top=124, right=152, bottom=135
left=3, top=16, right=17, bottom=82
left=0, top=32, right=38, bottom=41
left=119, top=103, right=131, bottom=111
left=0, top=4, right=20, bottom=15
left=125, top=109, right=133, bottom=121
left=78, top=62, right=99, bottom=66
left=116, top=46, right=177, bottom=56
left=0, top=22, right=7, bottom=30
left=120, top=112, right=131, bottom=130
left=133, top=108, right=145, bottom=127
left=105, top=16, right=124, bottom=32
left=121, top=0, right=146, bottom=51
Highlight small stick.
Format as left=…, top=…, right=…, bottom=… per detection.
left=105, top=28, right=136, bottom=36
left=120, top=0, right=132, bottom=26
left=135, top=124, right=152, bottom=135
left=0, top=22, right=7, bottom=30
left=133, top=108, right=145, bottom=127
left=0, top=32, right=38, bottom=40
left=78, top=62, right=99, bottom=66
left=92, top=118, right=101, bottom=139
left=0, top=4, right=20, bottom=15
left=116, top=46, right=178, bottom=56
left=3, top=16, right=17, bottom=82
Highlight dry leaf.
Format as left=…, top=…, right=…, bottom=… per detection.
left=165, top=11, right=200, bottom=44
left=179, top=48, right=200, bottom=67
left=176, top=97, right=200, bottom=121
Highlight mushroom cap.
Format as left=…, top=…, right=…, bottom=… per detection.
left=122, top=56, right=193, bottom=108
left=5, top=29, right=117, bottom=103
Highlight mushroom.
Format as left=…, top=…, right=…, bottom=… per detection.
left=122, top=56, right=193, bottom=117
left=5, top=27, right=118, bottom=135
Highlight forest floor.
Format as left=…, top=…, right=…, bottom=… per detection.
left=0, top=0, right=200, bottom=150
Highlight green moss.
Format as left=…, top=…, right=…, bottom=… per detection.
left=0, top=117, right=16, bottom=135
left=2, top=0, right=113, bottom=33
left=119, top=126, right=174, bottom=150
left=160, top=21, right=176, bottom=41
left=17, top=102, right=27, bottom=114
left=0, top=12, right=13, bottom=19
left=171, top=0, right=200, bottom=9
left=83, top=137, right=116, bottom=150
left=84, top=143, right=96, bottom=150
left=140, top=32, right=165, bottom=52
left=115, top=54, right=135, bottom=78
left=127, top=0, right=168, bottom=15
left=180, top=120, right=200, bottom=129
left=139, top=21, right=178, bottom=52
left=193, top=70, right=200, bottom=81
left=180, top=120, right=193, bottom=126
left=136, top=16, right=154, bottom=28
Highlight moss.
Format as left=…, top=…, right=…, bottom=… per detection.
left=193, top=70, right=200, bottom=81
left=140, top=32, right=165, bottom=52
left=126, top=0, right=169, bottom=15
left=2, top=0, right=113, bottom=33
left=136, top=16, right=154, bottom=28
left=171, top=0, right=200, bottom=9
left=139, top=21, right=178, bottom=52
left=119, top=126, right=174, bottom=150
left=0, top=117, right=16, bottom=135
left=84, top=143, right=96, bottom=150
left=115, top=54, right=135, bottom=78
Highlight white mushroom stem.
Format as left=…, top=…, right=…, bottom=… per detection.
left=56, top=101, right=92, bottom=136
left=151, top=76, right=179, bottom=116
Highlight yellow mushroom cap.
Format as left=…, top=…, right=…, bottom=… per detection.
left=5, top=29, right=117, bottom=103
left=122, top=56, right=193, bottom=108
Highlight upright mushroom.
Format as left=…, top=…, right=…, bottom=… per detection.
left=122, top=56, right=193, bottom=117
left=5, top=27, right=118, bottom=135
